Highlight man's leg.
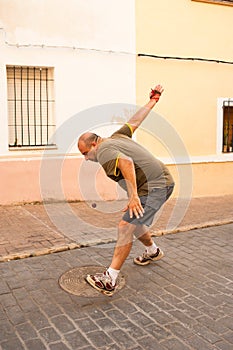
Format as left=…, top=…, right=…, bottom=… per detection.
left=135, top=225, right=154, bottom=247
left=85, top=220, right=137, bottom=294
left=133, top=225, right=164, bottom=265
left=109, top=219, right=137, bottom=270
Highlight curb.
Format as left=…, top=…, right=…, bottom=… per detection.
left=151, top=218, right=233, bottom=236
left=1, top=219, right=233, bottom=263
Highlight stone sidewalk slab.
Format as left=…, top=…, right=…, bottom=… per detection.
left=0, top=195, right=233, bottom=262
left=0, top=223, right=232, bottom=349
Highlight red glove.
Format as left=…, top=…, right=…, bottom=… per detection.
left=150, top=88, right=161, bottom=102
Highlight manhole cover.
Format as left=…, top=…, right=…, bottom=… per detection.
left=59, top=265, right=126, bottom=297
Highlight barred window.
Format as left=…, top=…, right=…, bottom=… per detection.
left=7, top=66, right=56, bottom=148
left=222, top=100, right=233, bottom=153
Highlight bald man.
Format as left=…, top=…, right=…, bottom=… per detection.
left=78, top=85, right=174, bottom=296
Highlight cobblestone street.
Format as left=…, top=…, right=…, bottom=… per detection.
left=0, top=223, right=232, bottom=350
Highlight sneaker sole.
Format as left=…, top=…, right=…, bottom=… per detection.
left=133, top=250, right=164, bottom=266
left=85, top=275, right=115, bottom=296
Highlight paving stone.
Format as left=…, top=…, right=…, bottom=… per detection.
left=39, top=327, right=61, bottom=343
left=149, top=310, right=175, bottom=325
left=49, top=342, right=70, bottom=350
left=161, top=337, right=191, bottom=350
left=112, top=299, right=138, bottom=314
left=0, top=293, right=17, bottom=308
left=191, top=323, right=221, bottom=344
left=145, top=323, right=172, bottom=342
left=196, top=315, right=229, bottom=334
left=199, top=304, right=225, bottom=320
left=137, top=335, right=164, bottom=350
left=109, top=329, right=137, bottom=348
left=129, top=311, right=153, bottom=326
left=50, top=315, right=75, bottom=333
left=120, top=319, right=147, bottom=339
left=64, top=330, right=93, bottom=348
left=105, top=308, right=128, bottom=322
left=25, top=338, right=47, bottom=350
left=0, top=280, right=10, bottom=294
left=164, top=285, right=188, bottom=298
left=165, top=322, right=194, bottom=339
left=0, top=321, right=17, bottom=342
left=217, top=316, right=233, bottom=331
left=160, top=293, right=182, bottom=306
left=41, top=303, right=63, bottom=319
left=5, top=305, right=26, bottom=325
left=93, top=317, right=118, bottom=332
left=175, top=302, right=201, bottom=318
left=154, top=299, right=175, bottom=312
left=183, top=295, right=206, bottom=309
left=1, top=337, right=25, bottom=350
left=86, top=309, right=106, bottom=320
left=185, top=334, right=217, bottom=350
left=29, top=289, right=53, bottom=305
left=75, top=317, right=99, bottom=333
left=222, top=331, right=233, bottom=344
left=215, top=340, right=233, bottom=350
left=135, top=299, right=158, bottom=314
left=26, top=310, right=50, bottom=330
left=15, top=322, right=37, bottom=341
left=169, top=309, right=197, bottom=327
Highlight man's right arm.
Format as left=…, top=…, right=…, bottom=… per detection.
left=127, top=84, right=164, bottom=134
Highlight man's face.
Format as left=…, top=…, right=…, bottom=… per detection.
left=78, top=140, right=98, bottom=162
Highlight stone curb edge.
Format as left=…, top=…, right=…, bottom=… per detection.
left=1, top=218, right=232, bottom=263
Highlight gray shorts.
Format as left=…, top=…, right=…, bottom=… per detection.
left=122, top=184, right=174, bottom=227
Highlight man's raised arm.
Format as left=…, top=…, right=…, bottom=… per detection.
left=127, top=84, right=164, bottom=134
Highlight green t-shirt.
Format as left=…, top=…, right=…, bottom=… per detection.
left=97, top=123, right=174, bottom=196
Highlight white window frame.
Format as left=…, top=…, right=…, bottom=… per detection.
left=7, top=65, right=56, bottom=150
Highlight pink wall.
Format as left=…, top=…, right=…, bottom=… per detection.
left=0, top=158, right=120, bottom=205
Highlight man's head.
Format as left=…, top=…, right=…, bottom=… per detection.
left=78, top=132, right=100, bottom=162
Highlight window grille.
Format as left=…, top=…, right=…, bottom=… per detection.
left=7, top=66, right=55, bottom=148
left=222, top=100, right=233, bottom=153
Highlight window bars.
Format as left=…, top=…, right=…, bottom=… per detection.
left=223, top=100, right=233, bottom=153
left=7, top=66, right=55, bottom=148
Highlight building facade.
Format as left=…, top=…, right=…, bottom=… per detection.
left=0, top=0, right=135, bottom=204
left=0, top=0, right=232, bottom=204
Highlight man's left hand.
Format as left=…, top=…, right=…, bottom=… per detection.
left=122, top=195, right=144, bottom=219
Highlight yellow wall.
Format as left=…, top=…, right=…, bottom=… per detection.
left=136, top=57, right=233, bottom=157
left=136, top=0, right=233, bottom=60
left=136, top=0, right=233, bottom=196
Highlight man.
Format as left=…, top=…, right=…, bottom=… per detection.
left=78, top=85, right=174, bottom=296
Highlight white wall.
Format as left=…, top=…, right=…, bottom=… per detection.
left=0, top=0, right=136, bottom=159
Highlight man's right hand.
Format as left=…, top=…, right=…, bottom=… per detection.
left=150, top=84, right=164, bottom=101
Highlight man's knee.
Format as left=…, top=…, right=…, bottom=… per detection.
left=117, top=220, right=135, bottom=246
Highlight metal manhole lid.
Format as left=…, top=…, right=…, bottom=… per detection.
left=59, top=265, right=126, bottom=297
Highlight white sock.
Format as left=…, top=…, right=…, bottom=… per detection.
left=146, top=242, right=158, bottom=255
left=107, top=267, right=120, bottom=286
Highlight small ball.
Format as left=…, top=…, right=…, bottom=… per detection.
left=91, top=203, right=97, bottom=208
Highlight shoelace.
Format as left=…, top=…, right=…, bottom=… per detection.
left=94, top=272, right=112, bottom=284
left=139, top=251, right=151, bottom=260
left=140, top=250, right=157, bottom=261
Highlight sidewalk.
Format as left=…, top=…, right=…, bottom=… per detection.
left=0, top=222, right=233, bottom=349
left=0, top=195, right=233, bottom=262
